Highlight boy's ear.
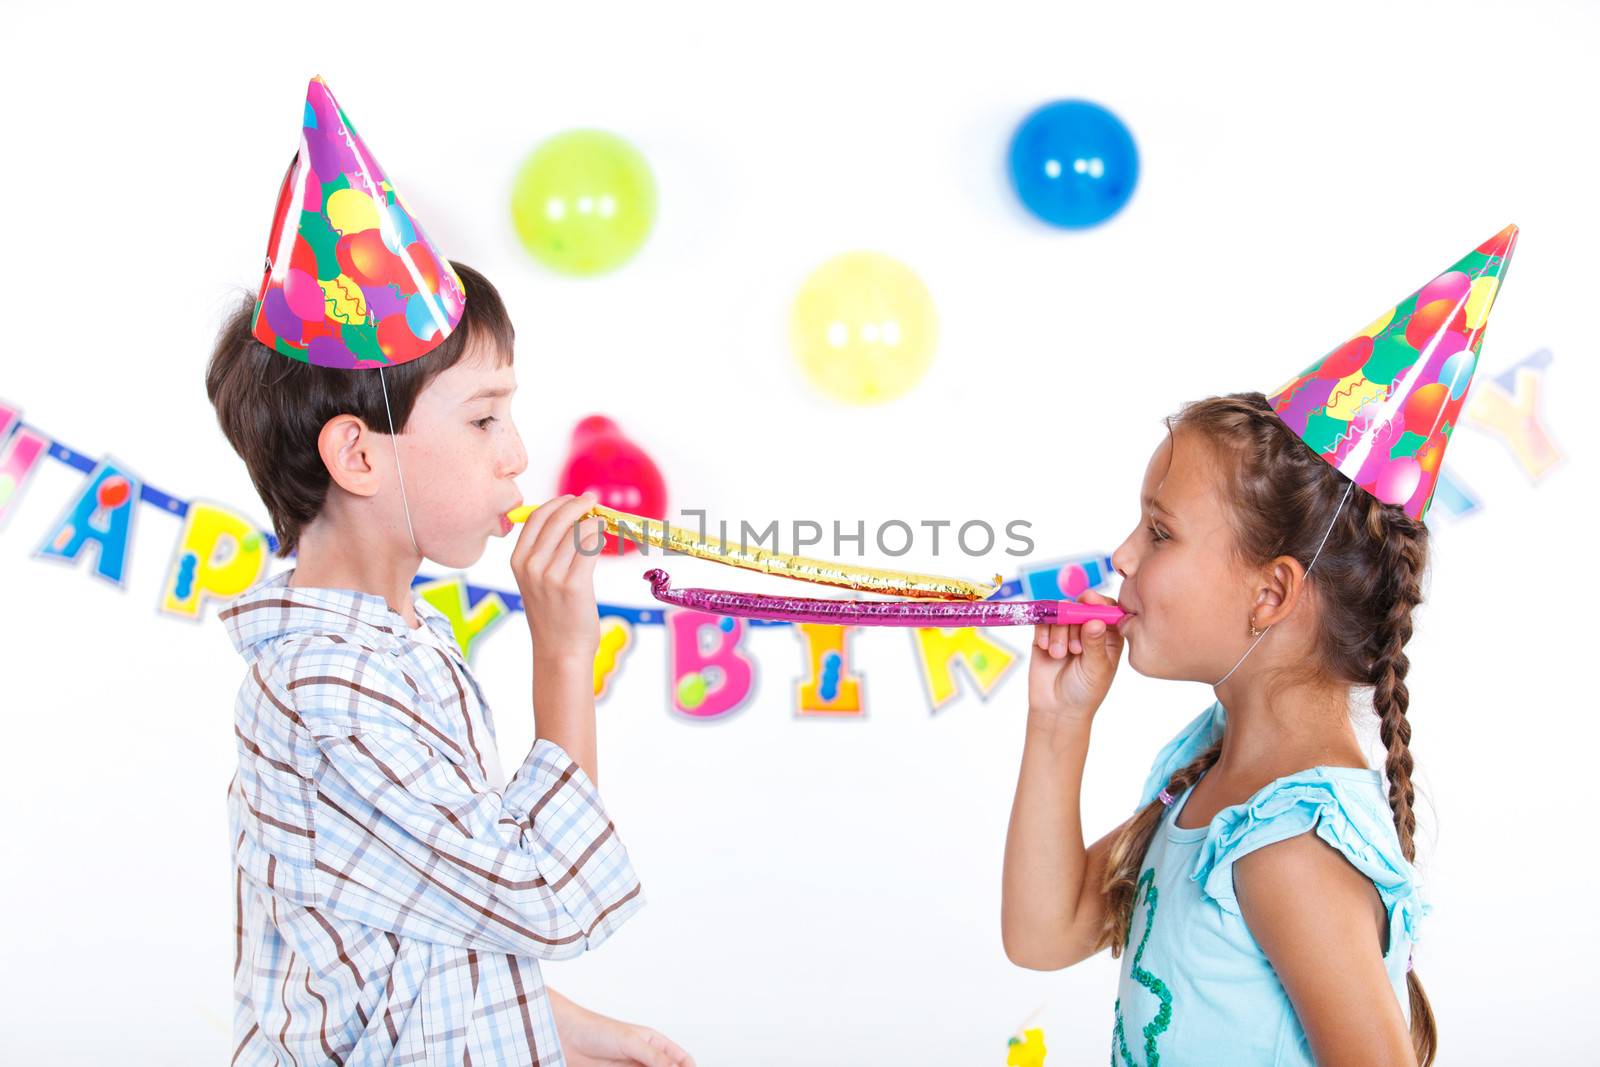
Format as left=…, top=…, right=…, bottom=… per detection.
left=318, top=414, right=382, bottom=498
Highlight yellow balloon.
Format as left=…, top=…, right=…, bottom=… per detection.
left=791, top=251, right=937, bottom=404
left=325, top=188, right=381, bottom=235
left=1464, top=275, right=1500, bottom=329
left=1323, top=369, right=1385, bottom=419
left=320, top=274, right=367, bottom=324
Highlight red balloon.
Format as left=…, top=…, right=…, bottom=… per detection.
left=1406, top=299, right=1467, bottom=349
left=557, top=416, right=667, bottom=556
left=1437, top=390, right=1467, bottom=437
left=1402, top=383, right=1450, bottom=434
left=376, top=315, right=415, bottom=362
left=1416, top=431, right=1448, bottom=475
left=299, top=317, right=336, bottom=344
left=1317, top=335, right=1374, bottom=379
left=338, top=230, right=409, bottom=289
left=406, top=243, right=441, bottom=295
left=289, top=234, right=319, bottom=279
left=1477, top=228, right=1516, bottom=258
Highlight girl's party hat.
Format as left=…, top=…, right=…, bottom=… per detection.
left=1266, top=225, right=1518, bottom=521
left=251, top=77, right=466, bottom=369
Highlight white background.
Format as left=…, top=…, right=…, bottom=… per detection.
left=2, top=1, right=1596, bottom=1062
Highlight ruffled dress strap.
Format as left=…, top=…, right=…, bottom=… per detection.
left=1135, top=701, right=1226, bottom=811
left=1188, top=767, right=1429, bottom=957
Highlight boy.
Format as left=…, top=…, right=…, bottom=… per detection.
left=211, top=77, right=693, bottom=1067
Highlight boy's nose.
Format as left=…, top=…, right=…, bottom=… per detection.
left=502, top=434, right=528, bottom=480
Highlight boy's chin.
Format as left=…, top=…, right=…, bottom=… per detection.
left=424, top=537, right=489, bottom=571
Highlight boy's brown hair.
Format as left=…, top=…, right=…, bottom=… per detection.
left=206, top=261, right=514, bottom=558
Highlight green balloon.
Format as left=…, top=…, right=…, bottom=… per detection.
left=510, top=129, right=657, bottom=276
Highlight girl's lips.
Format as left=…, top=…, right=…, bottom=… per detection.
left=498, top=514, right=513, bottom=536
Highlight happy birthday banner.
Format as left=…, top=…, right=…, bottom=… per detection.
left=0, top=353, right=1560, bottom=717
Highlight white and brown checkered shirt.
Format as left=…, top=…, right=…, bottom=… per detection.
left=223, top=571, right=643, bottom=1066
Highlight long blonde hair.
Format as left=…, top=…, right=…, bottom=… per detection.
left=1097, top=392, right=1436, bottom=1064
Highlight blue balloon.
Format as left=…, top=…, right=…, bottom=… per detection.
left=1007, top=99, right=1139, bottom=228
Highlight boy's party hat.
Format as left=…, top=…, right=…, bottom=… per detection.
left=1266, top=225, right=1518, bottom=521
left=251, top=77, right=466, bottom=369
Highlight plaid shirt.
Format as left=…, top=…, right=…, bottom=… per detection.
left=223, top=571, right=643, bottom=1066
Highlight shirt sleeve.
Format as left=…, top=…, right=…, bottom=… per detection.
left=282, top=639, right=644, bottom=959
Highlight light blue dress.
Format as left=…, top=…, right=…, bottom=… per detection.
left=1111, top=701, right=1427, bottom=1066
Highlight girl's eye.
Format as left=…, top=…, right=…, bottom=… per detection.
left=473, top=416, right=497, bottom=430
left=1147, top=521, right=1170, bottom=543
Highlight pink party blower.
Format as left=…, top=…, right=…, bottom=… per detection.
left=642, top=570, right=1127, bottom=628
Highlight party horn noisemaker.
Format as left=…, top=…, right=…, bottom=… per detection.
left=642, top=570, right=1127, bottom=627
left=506, top=503, right=1003, bottom=600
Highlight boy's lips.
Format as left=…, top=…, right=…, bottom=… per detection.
left=496, top=500, right=523, bottom=537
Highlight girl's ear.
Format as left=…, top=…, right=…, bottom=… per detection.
left=1253, top=555, right=1306, bottom=627
left=318, top=414, right=382, bottom=498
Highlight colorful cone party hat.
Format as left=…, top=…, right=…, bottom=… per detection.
left=251, top=77, right=466, bottom=369
left=1266, top=224, right=1518, bottom=521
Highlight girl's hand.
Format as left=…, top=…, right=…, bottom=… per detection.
left=1028, top=590, right=1125, bottom=733
left=510, top=493, right=608, bottom=663
left=550, top=988, right=697, bottom=1067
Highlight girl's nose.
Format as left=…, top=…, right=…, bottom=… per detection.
left=1111, top=534, right=1137, bottom=579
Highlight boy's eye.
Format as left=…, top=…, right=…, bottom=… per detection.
left=472, top=416, right=497, bottom=430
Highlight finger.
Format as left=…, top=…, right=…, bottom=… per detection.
left=512, top=495, right=571, bottom=564
left=654, top=1034, right=696, bottom=1067
left=1048, top=624, right=1067, bottom=659
left=1101, top=616, right=1125, bottom=658
left=571, top=515, right=607, bottom=578
left=622, top=1030, right=677, bottom=1067
left=654, top=1033, right=695, bottom=1067
left=1068, top=621, right=1083, bottom=656
left=637, top=1029, right=695, bottom=1067
left=529, top=493, right=598, bottom=568
left=553, top=513, right=607, bottom=584
left=543, top=504, right=591, bottom=579
left=1082, top=618, right=1119, bottom=681
left=1033, top=624, right=1048, bottom=651
left=1078, top=588, right=1115, bottom=606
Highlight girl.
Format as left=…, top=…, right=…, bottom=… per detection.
left=1002, top=392, right=1433, bottom=1065
left=1001, top=225, right=1515, bottom=1065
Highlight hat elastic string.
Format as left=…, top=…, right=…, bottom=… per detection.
left=1213, top=479, right=1354, bottom=687
left=378, top=365, right=422, bottom=559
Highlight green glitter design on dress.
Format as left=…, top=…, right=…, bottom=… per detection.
left=1110, top=868, right=1173, bottom=1067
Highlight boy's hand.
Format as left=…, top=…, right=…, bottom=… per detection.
left=550, top=988, right=697, bottom=1067
left=511, top=493, right=608, bottom=663
left=1027, top=589, right=1125, bottom=736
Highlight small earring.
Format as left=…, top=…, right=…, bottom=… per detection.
left=1248, top=616, right=1264, bottom=638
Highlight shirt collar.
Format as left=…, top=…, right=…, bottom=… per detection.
left=222, top=569, right=459, bottom=658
